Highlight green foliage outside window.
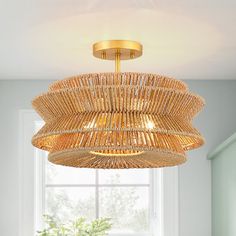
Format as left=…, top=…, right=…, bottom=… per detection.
left=37, top=215, right=112, bottom=236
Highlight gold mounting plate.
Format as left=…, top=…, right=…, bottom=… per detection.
left=93, top=40, right=143, bottom=60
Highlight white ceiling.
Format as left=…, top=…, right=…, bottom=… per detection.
left=0, top=0, right=235, bottom=80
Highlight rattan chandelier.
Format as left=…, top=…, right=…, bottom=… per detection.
left=32, top=40, right=205, bottom=169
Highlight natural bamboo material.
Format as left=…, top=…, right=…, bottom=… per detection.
left=32, top=72, right=205, bottom=168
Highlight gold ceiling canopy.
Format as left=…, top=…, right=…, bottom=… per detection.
left=32, top=40, right=205, bottom=169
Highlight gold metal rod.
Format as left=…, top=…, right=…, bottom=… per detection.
left=115, top=51, right=121, bottom=72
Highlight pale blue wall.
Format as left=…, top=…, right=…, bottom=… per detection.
left=208, top=134, right=236, bottom=236
left=179, top=80, right=236, bottom=236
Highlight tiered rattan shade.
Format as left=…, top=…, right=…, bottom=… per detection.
left=32, top=72, right=205, bottom=168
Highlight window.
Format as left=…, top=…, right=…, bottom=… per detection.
left=19, top=110, right=179, bottom=236
left=35, top=131, right=160, bottom=235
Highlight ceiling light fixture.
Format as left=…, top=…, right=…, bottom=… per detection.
left=32, top=40, right=205, bottom=169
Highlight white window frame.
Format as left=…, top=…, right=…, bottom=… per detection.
left=19, top=110, right=179, bottom=236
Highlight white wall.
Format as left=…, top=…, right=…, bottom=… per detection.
left=0, top=80, right=236, bottom=236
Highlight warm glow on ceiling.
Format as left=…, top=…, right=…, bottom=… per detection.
left=27, top=9, right=221, bottom=74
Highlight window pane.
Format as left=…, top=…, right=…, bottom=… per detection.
left=45, top=187, right=95, bottom=222
left=99, top=187, right=149, bottom=233
left=99, top=169, right=150, bottom=184
left=45, top=160, right=95, bottom=185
